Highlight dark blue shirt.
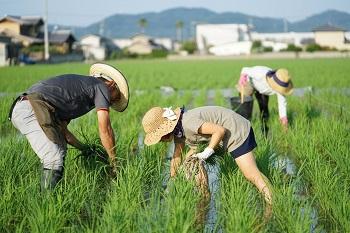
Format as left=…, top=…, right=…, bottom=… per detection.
left=27, top=74, right=110, bottom=120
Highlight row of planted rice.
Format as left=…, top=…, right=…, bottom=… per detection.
left=0, top=58, right=349, bottom=232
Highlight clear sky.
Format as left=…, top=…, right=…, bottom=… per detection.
left=1, top=0, right=349, bottom=26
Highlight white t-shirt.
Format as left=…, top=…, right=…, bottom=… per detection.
left=240, top=66, right=287, bottom=119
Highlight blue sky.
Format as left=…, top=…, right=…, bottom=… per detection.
left=1, top=0, right=349, bottom=26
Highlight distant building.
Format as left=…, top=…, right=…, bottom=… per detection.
left=0, top=35, right=11, bottom=66
left=153, top=38, right=173, bottom=51
left=312, top=25, right=350, bottom=50
left=80, top=34, right=119, bottom=60
left=196, top=24, right=252, bottom=56
left=48, top=30, right=76, bottom=54
left=114, top=36, right=173, bottom=52
left=251, top=32, right=314, bottom=51
left=0, top=15, right=43, bottom=38
left=127, top=34, right=166, bottom=55
left=0, top=28, right=42, bottom=46
left=113, top=38, right=132, bottom=49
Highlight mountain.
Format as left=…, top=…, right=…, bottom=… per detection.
left=60, top=8, right=350, bottom=39
left=290, top=10, right=350, bottom=32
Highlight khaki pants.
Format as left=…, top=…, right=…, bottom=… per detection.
left=11, top=100, right=66, bottom=171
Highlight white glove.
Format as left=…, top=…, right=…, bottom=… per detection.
left=192, top=147, right=215, bottom=160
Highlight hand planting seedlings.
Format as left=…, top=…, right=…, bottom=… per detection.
left=234, top=66, right=294, bottom=135
left=142, top=105, right=273, bottom=217
left=8, top=63, right=129, bottom=191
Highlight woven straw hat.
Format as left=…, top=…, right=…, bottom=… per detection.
left=142, top=107, right=181, bottom=146
left=90, top=63, right=129, bottom=112
left=266, top=68, right=293, bottom=95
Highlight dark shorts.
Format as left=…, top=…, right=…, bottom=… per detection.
left=230, top=127, right=257, bottom=159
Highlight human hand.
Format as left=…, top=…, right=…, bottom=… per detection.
left=280, top=117, right=288, bottom=132
left=239, top=74, right=248, bottom=86
left=264, top=203, right=273, bottom=221
left=192, top=147, right=215, bottom=160
left=80, top=145, right=95, bottom=157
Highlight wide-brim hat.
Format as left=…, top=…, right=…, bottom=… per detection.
left=90, top=63, right=129, bottom=112
left=266, top=68, right=293, bottom=95
left=142, top=107, right=181, bottom=146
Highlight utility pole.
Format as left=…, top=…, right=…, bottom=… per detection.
left=283, top=18, right=288, bottom=33
left=99, top=19, right=105, bottom=36
left=44, top=0, right=50, bottom=60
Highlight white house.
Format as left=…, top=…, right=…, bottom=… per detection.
left=153, top=38, right=173, bottom=51
left=312, top=25, right=350, bottom=50
left=251, top=32, right=314, bottom=51
left=0, top=38, right=8, bottom=66
left=196, top=24, right=252, bottom=55
left=80, top=34, right=119, bottom=60
left=113, top=38, right=132, bottom=49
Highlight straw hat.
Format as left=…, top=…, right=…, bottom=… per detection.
left=266, top=68, right=293, bottom=95
left=142, top=107, right=181, bottom=146
left=90, top=63, right=129, bottom=112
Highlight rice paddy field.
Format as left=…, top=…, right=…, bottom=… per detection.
left=0, top=58, right=349, bottom=233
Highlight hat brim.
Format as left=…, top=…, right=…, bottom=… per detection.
left=144, top=107, right=181, bottom=146
left=90, top=63, right=129, bottom=112
left=266, top=77, right=294, bottom=96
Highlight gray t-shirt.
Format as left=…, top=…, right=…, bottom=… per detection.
left=181, top=106, right=251, bottom=152
left=27, top=74, right=110, bottom=120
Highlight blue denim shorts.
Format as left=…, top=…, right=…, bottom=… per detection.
left=230, top=127, right=257, bottom=159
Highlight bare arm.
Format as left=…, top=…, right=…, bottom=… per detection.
left=62, top=121, right=84, bottom=150
left=198, top=122, right=226, bottom=150
left=97, top=110, right=116, bottom=165
left=170, top=141, right=185, bottom=177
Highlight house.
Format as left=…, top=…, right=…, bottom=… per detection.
left=0, top=35, right=11, bottom=66
left=0, top=28, right=42, bottom=46
left=196, top=24, right=252, bottom=55
left=113, top=38, right=132, bottom=49
left=312, top=25, right=350, bottom=50
left=0, top=32, right=28, bottom=66
left=127, top=34, right=165, bottom=55
left=153, top=38, right=174, bottom=51
left=114, top=36, right=173, bottom=52
left=251, top=32, right=314, bottom=51
left=48, top=30, right=76, bottom=54
left=80, top=34, right=119, bottom=60
left=0, top=15, right=43, bottom=38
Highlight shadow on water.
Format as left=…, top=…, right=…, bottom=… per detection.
left=204, top=163, right=222, bottom=233
left=270, top=152, right=319, bottom=233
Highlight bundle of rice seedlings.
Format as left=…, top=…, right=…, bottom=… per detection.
left=76, top=138, right=109, bottom=164
left=181, top=156, right=210, bottom=199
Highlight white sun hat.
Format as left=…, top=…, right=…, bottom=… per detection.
left=90, top=63, right=129, bottom=112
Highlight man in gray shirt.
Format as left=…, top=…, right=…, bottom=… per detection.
left=9, top=63, right=129, bottom=190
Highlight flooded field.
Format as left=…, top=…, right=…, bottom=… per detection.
left=0, top=58, right=349, bottom=232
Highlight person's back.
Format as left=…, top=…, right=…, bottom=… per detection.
left=27, top=74, right=110, bottom=121
left=182, top=106, right=251, bottom=152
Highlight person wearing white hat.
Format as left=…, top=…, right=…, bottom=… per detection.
left=236, top=66, right=293, bottom=134
left=8, top=63, right=129, bottom=190
left=142, top=106, right=272, bottom=209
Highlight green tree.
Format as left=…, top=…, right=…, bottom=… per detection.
left=181, top=40, right=197, bottom=54
left=138, top=18, right=148, bottom=33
